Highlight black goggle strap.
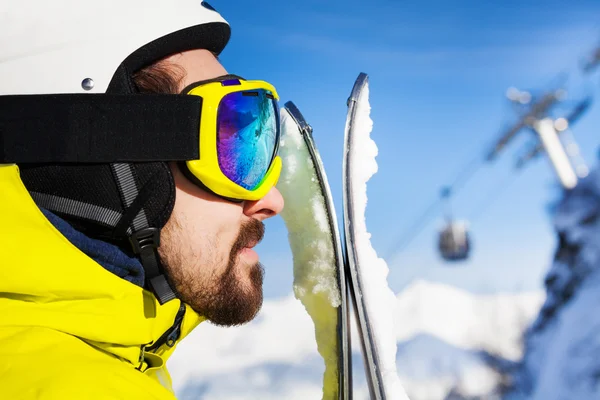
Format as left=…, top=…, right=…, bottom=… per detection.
left=0, top=94, right=201, bottom=163
left=111, top=163, right=176, bottom=304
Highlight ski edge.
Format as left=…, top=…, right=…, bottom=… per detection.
left=342, top=73, right=387, bottom=400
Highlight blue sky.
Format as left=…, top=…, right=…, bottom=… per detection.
left=215, top=1, right=600, bottom=298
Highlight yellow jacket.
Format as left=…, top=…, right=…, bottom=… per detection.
left=0, top=164, right=205, bottom=399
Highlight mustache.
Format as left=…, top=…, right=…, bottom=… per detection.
left=231, top=219, right=265, bottom=255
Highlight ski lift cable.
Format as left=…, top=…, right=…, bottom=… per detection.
left=447, top=154, right=486, bottom=196
left=385, top=113, right=551, bottom=260
left=383, top=78, right=567, bottom=261
left=384, top=44, right=599, bottom=262
left=383, top=197, right=441, bottom=260
left=468, top=171, right=520, bottom=224
left=384, top=153, right=487, bottom=260
left=384, top=90, right=586, bottom=260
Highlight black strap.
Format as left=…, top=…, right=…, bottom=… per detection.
left=111, top=163, right=176, bottom=304
left=130, top=228, right=177, bottom=304
left=0, top=94, right=201, bottom=163
left=30, top=191, right=122, bottom=228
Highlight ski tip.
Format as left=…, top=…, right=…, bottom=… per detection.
left=346, top=72, right=369, bottom=106
left=283, top=101, right=313, bottom=137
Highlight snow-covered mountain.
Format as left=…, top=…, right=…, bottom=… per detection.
left=395, top=281, right=542, bottom=360
left=168, top=280, right=543, bottom=400
left=506, top=163, right=600, bottom=400
left=394, top=282, right=543, bottom=400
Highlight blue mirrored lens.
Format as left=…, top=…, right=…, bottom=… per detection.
left=217, top=89, right=279, bottom=190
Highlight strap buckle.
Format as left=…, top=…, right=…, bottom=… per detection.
left=129, top=227, right=176, bottom=305
left=129, top=227, right=160, bottom=254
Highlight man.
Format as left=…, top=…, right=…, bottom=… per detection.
left=0, top=1, right=283, bottom=398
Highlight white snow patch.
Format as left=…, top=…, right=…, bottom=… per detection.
left=348, top=82, right=409, bottom=399
left=395, top=280, right=544, bottom=360
left=168, top=294, right=318, bottom=389
left=509, top=165, right=600, bottom=400
left=531, top=279, right=600, bottom=400
left=275, top=107, right=343, bottom=398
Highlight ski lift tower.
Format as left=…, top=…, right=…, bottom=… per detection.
left=486, top=86, right=589, bottom=190
left=514, top=97, right=592, bottom=178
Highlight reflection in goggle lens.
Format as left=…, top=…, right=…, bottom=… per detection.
left=217, top=89, right=279, bottom=190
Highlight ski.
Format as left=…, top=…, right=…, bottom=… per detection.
left=277, top=101, right=352, bottom=400
left=342, top=73, right=409, bottom=400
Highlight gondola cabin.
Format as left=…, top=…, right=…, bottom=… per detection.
left=438, top=221, right=470, bottom=262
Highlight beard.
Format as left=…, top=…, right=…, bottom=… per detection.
left=158, top=216, right=265, bottom=327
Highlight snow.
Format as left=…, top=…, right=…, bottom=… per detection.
left=168, top=295, right=319, bottom=387
left=507, top=162, right=600, bottom=400
left=395, top=280, right=544, bottom=360
left=274, top=107, right=343, bottom=398
left=169, top=280, right=542, bottom=400
left=348, top=81, right=409, bottom=399
left=529, top=273, right=600, bottom=400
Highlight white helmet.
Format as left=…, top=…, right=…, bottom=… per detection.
left=0, top=0, right=230, bottom=94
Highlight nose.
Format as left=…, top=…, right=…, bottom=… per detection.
left=243, top=186, right=285, bottom=221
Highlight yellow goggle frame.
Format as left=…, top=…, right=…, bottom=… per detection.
left=184, top=79, right=282, bottom=201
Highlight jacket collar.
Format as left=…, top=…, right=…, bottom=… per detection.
left=0, top=164, right=205, bottom=366
left=41, top=207, right=146, bottom=287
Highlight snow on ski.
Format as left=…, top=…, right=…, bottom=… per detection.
left=277, top=102, right=351, bottom=400
left=343, top=73, right=410, bottom=400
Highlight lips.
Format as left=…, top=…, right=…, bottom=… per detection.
left=241, top=227, right=264, bottom=250
left=232, top=219, right=265, bottom=257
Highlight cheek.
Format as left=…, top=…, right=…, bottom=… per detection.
left=172, top=185, right=243, bottom=248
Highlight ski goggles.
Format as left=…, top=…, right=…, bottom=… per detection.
left=0, top=76, right=281, bottom=202
left=180, top=77, right=282, bottom=201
